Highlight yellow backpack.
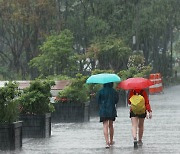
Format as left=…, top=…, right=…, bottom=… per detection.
left=129, top=95, right=146, bottom=114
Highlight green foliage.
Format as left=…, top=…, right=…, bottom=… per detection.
left=117, top=54, right=152, bottom=80
left=134, top=65, right=152, bottom=78
left=91, top=69, right=114, bottom=75
left=86, top=83, right=102, bottom=98
left=86, top=35, right=131, bottom=71
left=29, top=29, right=78, bottom=77
left=117, top=65, right=152, bottom=81
left=57, top=74, right=89, bottom=104
left=0, top=82, right=20, bottom=124
left=0, top=0, right=179, bottom=79
left=127, top=54, right=146, bottom=71
left=174, top=40, right=180, bottom=56
left=17, top=80, right=55, bottom=114
left=86, top=16, right=110, bottom=40
left=0, top=66, right=11, bottom=80
left=0, top=0, right=58, bottom=79
left=118, top=67, right=137, bottom=81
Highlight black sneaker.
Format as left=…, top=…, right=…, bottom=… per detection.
left=134, top=138, right=138, bottom=149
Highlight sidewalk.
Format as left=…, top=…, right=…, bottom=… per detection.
left=1, top=85, right=180, bottom=154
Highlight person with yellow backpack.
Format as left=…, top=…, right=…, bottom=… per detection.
left=128, top=89, right=152, bottom=149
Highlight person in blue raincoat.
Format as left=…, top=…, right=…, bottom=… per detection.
left=97, top=82, right=119, bottom=148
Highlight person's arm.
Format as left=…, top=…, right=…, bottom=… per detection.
left=142, top=91, right=152, bottom=112
left=142, top=90, right=152, bottom=119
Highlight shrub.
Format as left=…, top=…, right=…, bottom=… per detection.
left=17, top=79, right=55, bottom=114
left=117, top=54, right=152, bottom=80
left=56, top=74, right=89, bottom=104
left=0, top=82, right=20, bottom=124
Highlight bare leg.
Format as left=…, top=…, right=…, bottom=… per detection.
left=131, top=117, right=139, bottom=148
left=138, top=118, right=145, bottom=141
left=131, top=117, right=138, bottom=139
left=109, top=120, right=114, bottom=145
left=103, top=120, right=109, bottom=145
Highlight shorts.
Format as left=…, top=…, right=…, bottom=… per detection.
left=100, top=117, right=116, bottom=122
left=130, top=111, right=146, bottom=118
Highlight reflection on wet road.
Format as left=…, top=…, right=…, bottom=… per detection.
left=1, top=85, right=180, bottom=154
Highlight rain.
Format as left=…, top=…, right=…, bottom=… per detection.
left=0, top=0, right=180, bottom=154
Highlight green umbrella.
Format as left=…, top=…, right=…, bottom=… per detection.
left=86, top=73, right=121, bottom=84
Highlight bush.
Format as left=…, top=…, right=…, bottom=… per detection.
left=117, top=65, right=152, bottom=80
left=56, top=74, right=89, bottom=104
left=17, top=79, right=55, bottom=114
left=0, top=82, right=20, bottom=124
left=117, top=54, right=152, bottom=80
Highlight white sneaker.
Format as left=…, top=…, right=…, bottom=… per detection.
left=105, top=144, right=110, bottom=149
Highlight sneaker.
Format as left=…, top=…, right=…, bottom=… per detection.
left=105, top=144, right=110, bottom=149
left=138, top=140, right=143, bottom=146
left=134, top=138, right=138, bottom=149
left=110, top=141, right=115, bottom=146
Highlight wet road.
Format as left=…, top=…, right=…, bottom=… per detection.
left=1, top=85, right=180, bottom=154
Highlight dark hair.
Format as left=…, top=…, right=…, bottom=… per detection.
left=133, top=89, right=144, bottom=95
left=103, top=82, right=113, bottom=88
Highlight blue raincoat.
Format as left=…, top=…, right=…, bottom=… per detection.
left=97, top=82, right=119, bottom=117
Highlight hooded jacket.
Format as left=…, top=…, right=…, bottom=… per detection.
left=97, top=82, right=119, bottom=117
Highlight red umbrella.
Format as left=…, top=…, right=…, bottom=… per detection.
left=117, top=77, right=153, bottom=90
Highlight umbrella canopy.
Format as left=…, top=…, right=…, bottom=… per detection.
left=117, top=77, right=153, bottom=90
left=86, top=73, right=121, bottom=84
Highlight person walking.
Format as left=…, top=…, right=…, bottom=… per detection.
left=128, top=89, right=152, bottom=148
left=97, top=82, right=119, bottom=148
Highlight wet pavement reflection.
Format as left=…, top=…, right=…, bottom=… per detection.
left=1, top=85, right=180, bottom=154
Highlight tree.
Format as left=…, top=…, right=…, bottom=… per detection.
left=86, top=35, right=131, bottom=72
left=0, top=0, right=60, bottom=79
left=0, top=0, right=179, bottom=79
left=29, top=29, right=78, bottom=77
